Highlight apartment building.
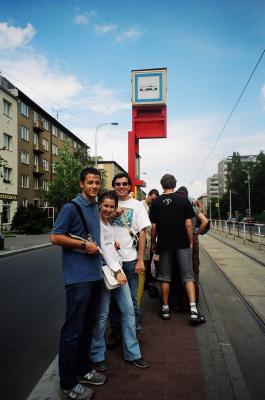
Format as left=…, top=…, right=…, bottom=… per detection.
left=206, top=174, right=219, bottom=199
left=97, top=160, right=126, bottom=189
left=0, top=75, right=88, bottom=225
left=0, top=80, right=18, bottom=227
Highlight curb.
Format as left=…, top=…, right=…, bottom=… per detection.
left=0, top=243, right=53, bottom=258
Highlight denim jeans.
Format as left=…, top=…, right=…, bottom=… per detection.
left=90, top=280, right=141, bottom=361
left=59, top=280, right=102, bottom=390
left=109, top=260, right=142, bottom=333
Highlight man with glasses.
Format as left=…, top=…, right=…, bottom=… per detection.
left=107, top=173, right=151, bottom=359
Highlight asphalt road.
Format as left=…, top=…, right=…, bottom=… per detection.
left=0, top=246, right=65, bottom=400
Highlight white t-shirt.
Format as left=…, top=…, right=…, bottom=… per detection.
left=111, top=197, right=151, bottom=262
left=100, top=220, right=122, bottom=272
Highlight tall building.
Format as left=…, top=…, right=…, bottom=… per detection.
left=206, top=174, right=219, bottom=199
left=0, top=79, right=18, bottom=226
left=0, top=75, right=88, bottom=228
left=218, top=154, right=257, bottom=195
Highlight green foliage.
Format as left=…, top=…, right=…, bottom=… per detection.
left=220, top=150, right=265, bottom=218
left=11, top=205, right=49, bottom=234
left=44, top=141, right=82, bottom=211
left=251, top=151, right=265, bottom=214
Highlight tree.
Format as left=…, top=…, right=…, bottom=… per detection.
left=11, top=205, right=49, bottom=233
left=225, top=152, right=249, bottom=214
left=44, top=141, right=82, bottom=211
left=251, top=151, right=265, bottom=214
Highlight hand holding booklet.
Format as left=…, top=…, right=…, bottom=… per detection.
left=102, top=265, right=124, bottom=290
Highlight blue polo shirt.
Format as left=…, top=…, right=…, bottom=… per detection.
left=52, top=193, right=102, bottom=284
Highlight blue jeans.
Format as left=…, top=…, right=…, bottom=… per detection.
left=109, top=260, right=142, bottom=333
left=90, top=281, right=141, bottom=361
left=59, top=281, right=102, bottom=390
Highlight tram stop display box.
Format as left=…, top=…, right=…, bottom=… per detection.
left=131, top=68, right=167, bottom=139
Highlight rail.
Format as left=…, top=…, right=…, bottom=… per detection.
left=211, top=219, right=265, bottom=249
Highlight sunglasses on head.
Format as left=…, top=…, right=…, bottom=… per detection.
left=114, top=182, right=129, bottom=186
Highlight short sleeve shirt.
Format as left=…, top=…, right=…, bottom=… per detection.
left=111, top=197, right=151, bottom=261
left=52, top=193, right=101, bottom=284
left=149, top=192, right=195, bottom=252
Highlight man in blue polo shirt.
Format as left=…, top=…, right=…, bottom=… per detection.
left=51, top=167, right=106, bottom=400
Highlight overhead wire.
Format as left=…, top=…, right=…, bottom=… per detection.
left=194, top=49, right=265, bottom=181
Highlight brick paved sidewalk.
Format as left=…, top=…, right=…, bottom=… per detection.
left=94, top=294, right=206, bottom=400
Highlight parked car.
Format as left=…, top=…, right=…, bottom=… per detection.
left=227, top=217, right=237, bottom=223
left=242, top=217, right=256, bottom=224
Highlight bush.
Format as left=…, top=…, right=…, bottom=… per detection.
left=11, top=205, right=49, bottom=234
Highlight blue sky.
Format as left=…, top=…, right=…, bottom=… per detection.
left=1, top=0, right=265, bottom=196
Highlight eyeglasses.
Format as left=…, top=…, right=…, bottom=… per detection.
left=114, top=182, right=129, bottom=187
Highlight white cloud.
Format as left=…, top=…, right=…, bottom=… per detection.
left=1, top=47, right=130, bottom=126
left=95, top=23, right=117, bottom=34
left=0, top=22, right=36, bottom=49
left=73, top=11, right=96, bottom=26
left=116, top=27, right=143, bottom=43
left=1, top=51, right=82, bottom=107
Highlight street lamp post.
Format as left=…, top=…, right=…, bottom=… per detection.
left=242, top=169, right=251, bottom=218
left=94, top=122, right=118, bottom=168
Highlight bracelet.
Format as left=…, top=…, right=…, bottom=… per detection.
left=114, top=269, right=122, bottom=278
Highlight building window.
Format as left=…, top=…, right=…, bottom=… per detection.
left=34, top=177, right=39, bottom=190
left=43, top=200, right=48, bottom=207
left=21, top=150, right=29, bottom=164
left=42, top=180, right=49, bottom=191
left=22, top=198, right=28, bottom=207
left=34, top=155, right=39, bottom=169
left=33, top=111, right=38, bottom=123
left=3, top=167, right=11, bottom=183
left=3, top=99, right=12, bottom=117
left=20, top=102, right=29, bottom=117
left=43, top=159, right=49, bottom=171
left=3, top=133, right=12, bottom=150
left=52, top=125, right=58, bottom=137
left=21, top=175, right=29, bottom=188
left=34, top=133, right=39, bottom=146
left=43, top=119, right=49, bottom=131
left=21, top=126, right=29, bottom=141
left=73, top=141, right=77, bottom=149
left=42, top=138, right=49, bottom=151
left=60, top=131, right=64, bottom=141
left=52, top=144, right=58, bottom=155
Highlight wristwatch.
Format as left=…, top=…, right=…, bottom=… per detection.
left=114, top=269, right=122, bottom=278
left=80, top=240, right=87, bottom=249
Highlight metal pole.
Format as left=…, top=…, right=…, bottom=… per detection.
left=94, top=122, right=118, bottom=168
left=229, top=189, right=232, bottom=219
left=242, top=169, right=251, bottom=218
left=248, top=174, right=251, bottom=218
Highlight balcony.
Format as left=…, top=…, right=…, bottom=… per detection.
left=33, top=166, right=45, bottom=176
left=33, top=121, right=44, bottom=133
left=33, top=144, right=45, bottom=154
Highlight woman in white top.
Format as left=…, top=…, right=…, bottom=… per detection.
left=90, top=191, right=150, bottom=370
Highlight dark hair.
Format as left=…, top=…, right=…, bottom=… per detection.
left=176, top=186, right=188, bottom=196
left=98, top=190, right=119, bottom=208
left=160, top=174, right=177, bottom=189
left=80, top=167, right=101, bottom=182
left=112, top=172, right=132, bottom=187
left=148, top=189, right=159, bottom=197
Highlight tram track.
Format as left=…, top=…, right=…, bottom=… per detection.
left=200, top=233, right=265, bottom=334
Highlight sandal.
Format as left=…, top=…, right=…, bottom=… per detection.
left=190, top=311, right=206, bottom=325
